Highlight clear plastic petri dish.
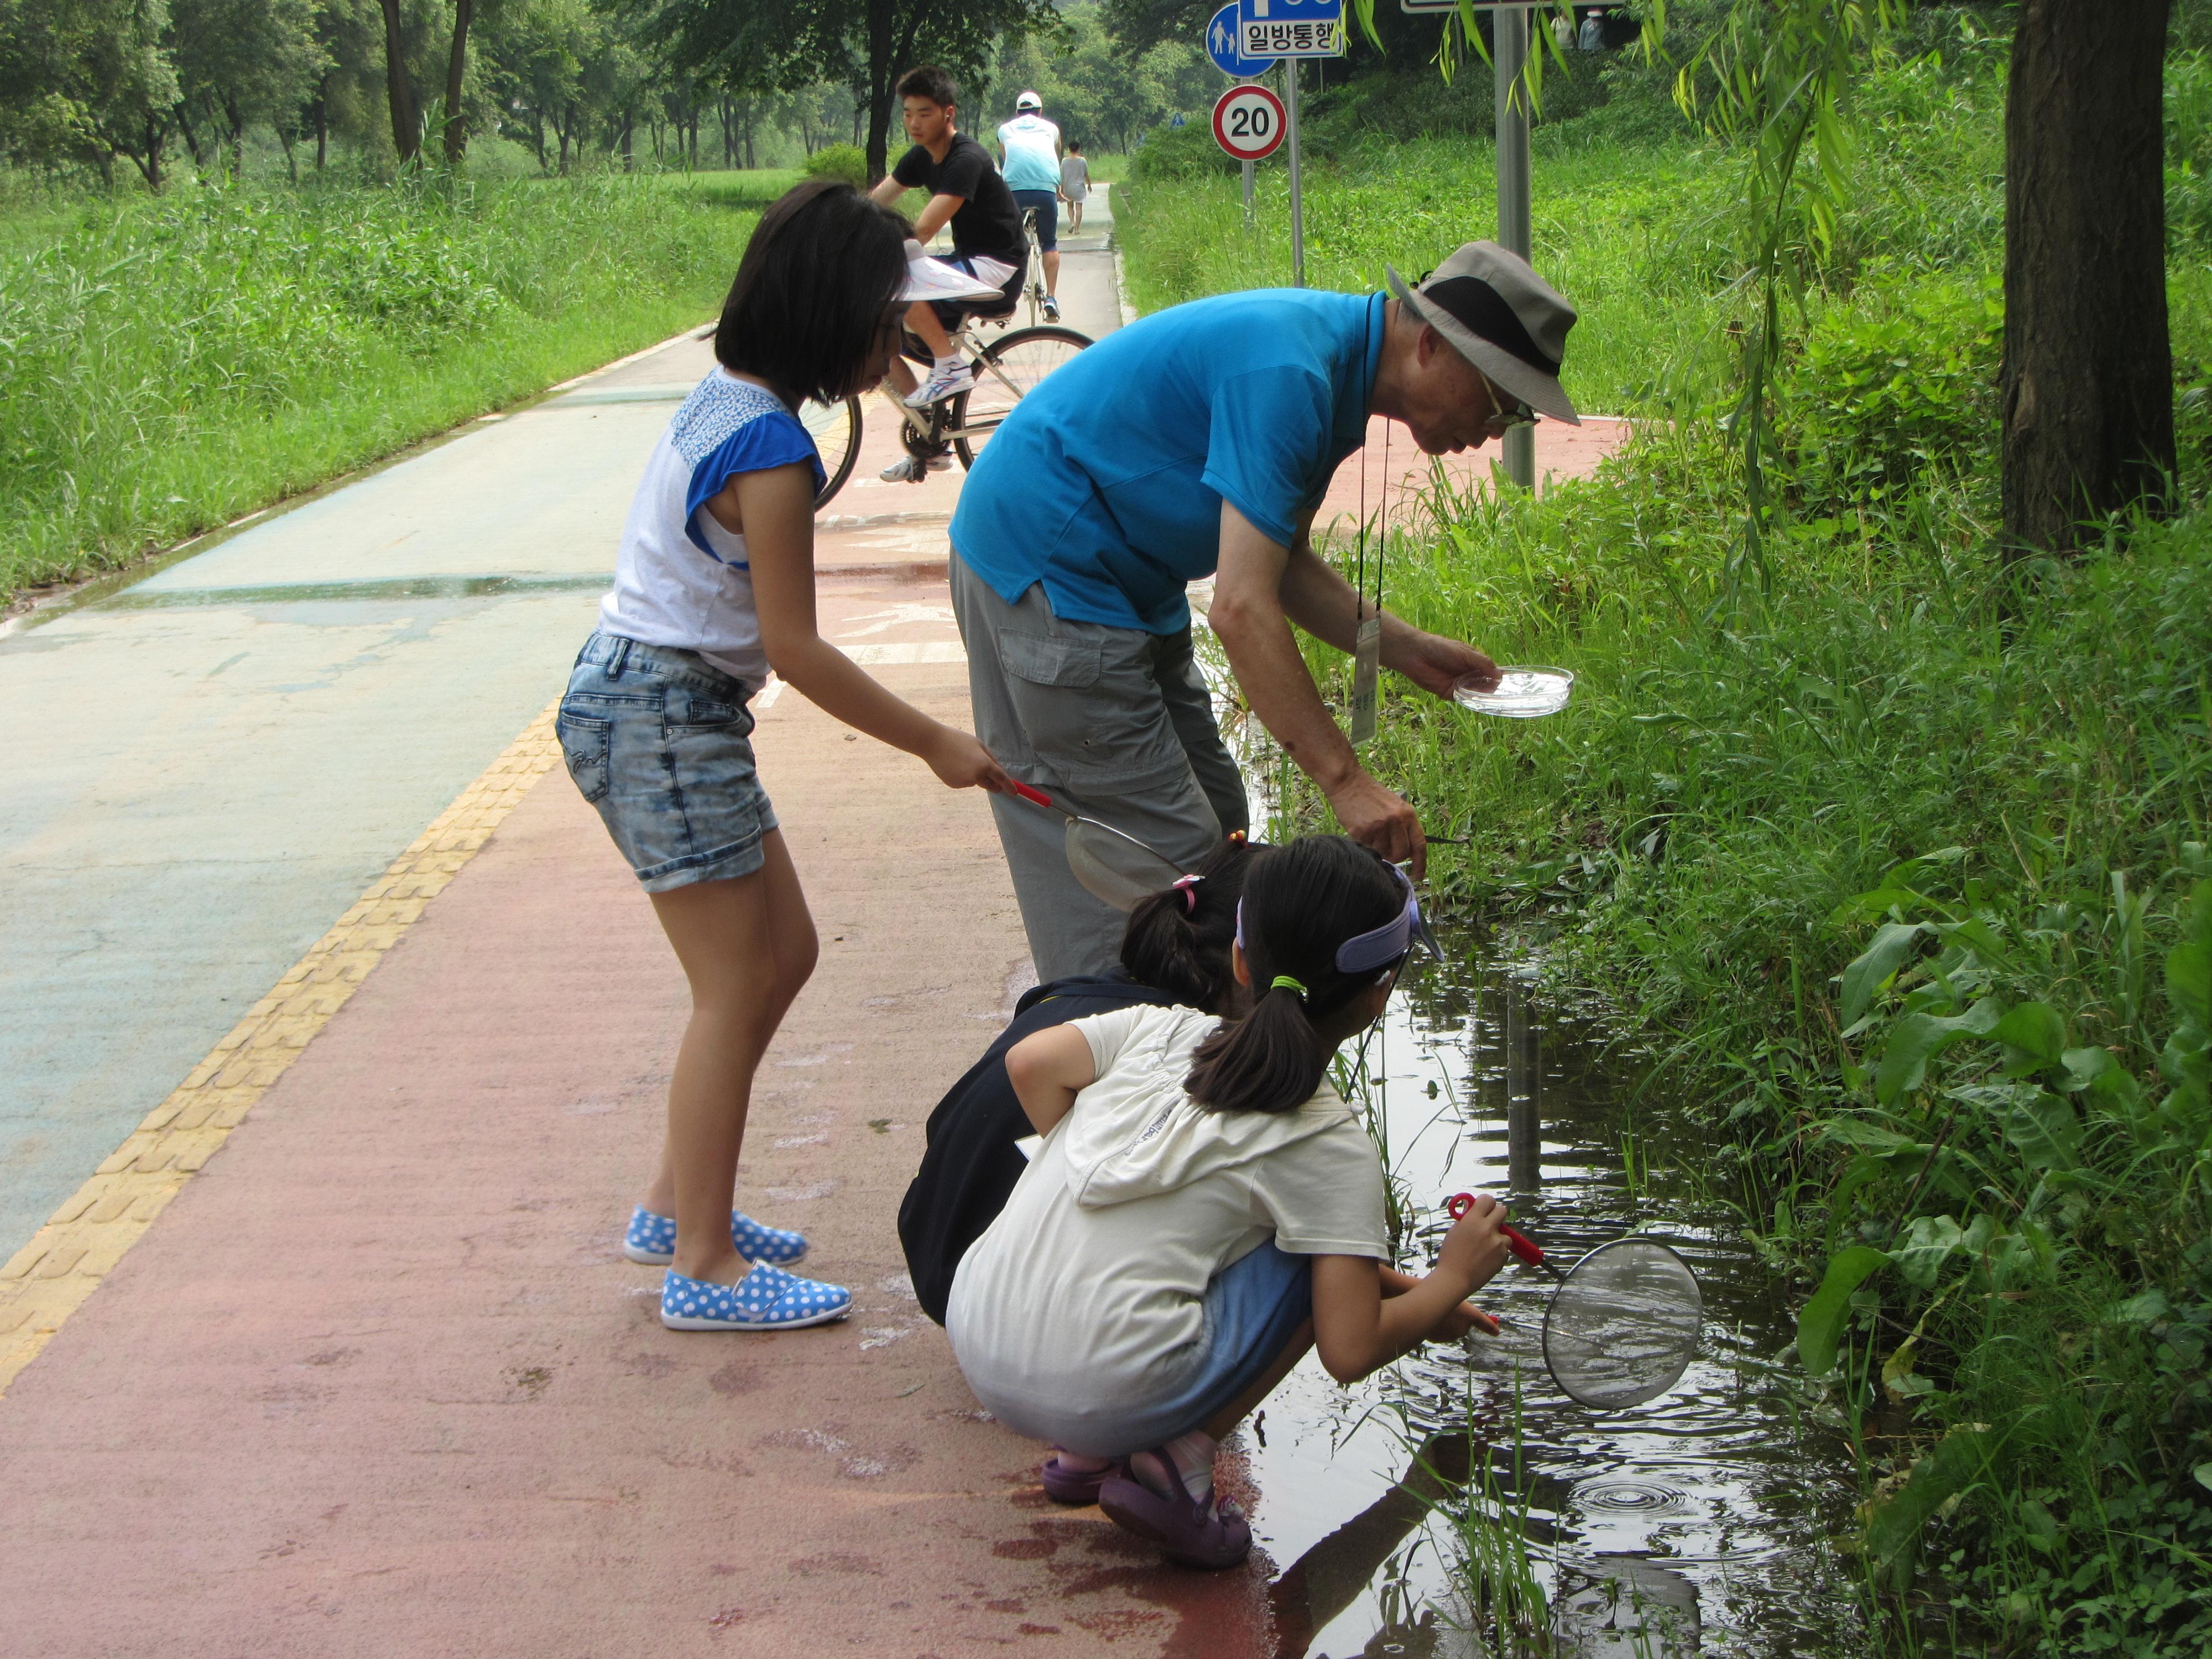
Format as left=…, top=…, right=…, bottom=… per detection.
left=1453, top=665, right=1575, bottom=719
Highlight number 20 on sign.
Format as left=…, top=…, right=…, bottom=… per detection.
left=1212, top=84, right=1287, bottom=162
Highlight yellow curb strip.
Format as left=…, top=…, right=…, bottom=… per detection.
left=0, top=701, right=564, bottom=1394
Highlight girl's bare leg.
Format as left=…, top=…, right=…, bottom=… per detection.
left=1202, top=1318, right=1314, bottom=1441
left=640, top=831, right=818, bottom=1284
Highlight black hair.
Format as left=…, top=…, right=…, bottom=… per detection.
left=1183, top=836, right=1406, bottom=1115
left=1119, top=836, right=1260, bottom=1015
left=1068, top=139, right=1082, bottom=152
left=898, top=65, right=958, bottom=109
left=713, top=180, right=910, bottom=406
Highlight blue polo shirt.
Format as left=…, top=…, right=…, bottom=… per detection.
left=950, top=289, right=1386, bottom=634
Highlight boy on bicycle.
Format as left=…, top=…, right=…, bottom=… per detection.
left=868, top=66, right=1028, bottom=483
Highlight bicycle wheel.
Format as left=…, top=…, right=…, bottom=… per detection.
left=799, top=394, right=864, bottom=509
left=950, top=326, right=1092, bottom=470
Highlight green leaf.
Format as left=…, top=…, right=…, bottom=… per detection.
left=1863, top=1426, right=1995, bottom=1572
left=1840, top=922, right=1927, bottom=1026
left=2114, top=1289, right=2173, bottom=1327
left=1991, top=1003, right=2065, bottom=1071
left=1875, top=999, right=2002, bottom=1106
left=1893, top=1214, right=1964, bottom=1291
left=1996, top=1091, right=2082, bottom=1171
left=2194, top=1463, right=2212, bottom=1495
left=2169, top=938, right=2212, bottom=1032
left=1798, top=1245, right=1891, bottom=1374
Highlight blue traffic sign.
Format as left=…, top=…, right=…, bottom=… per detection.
left=1206, top=2, right=1277, bottom=77
left=1235, top=0, right=1345, bottom=61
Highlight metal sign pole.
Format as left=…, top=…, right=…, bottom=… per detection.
left=1494, top=4, right=1534, bottom=487
left=1284, top=59, right=1305, bottom=287
left=1243, top=156, right=1255, bottom=229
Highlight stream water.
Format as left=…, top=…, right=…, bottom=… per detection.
left=1235, top=932, right=1870, bottom=1658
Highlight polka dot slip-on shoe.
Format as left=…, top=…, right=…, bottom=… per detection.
left=622, top=1206, right=810, bottom=1267
left=659, top=1264, right=852, bottom=1332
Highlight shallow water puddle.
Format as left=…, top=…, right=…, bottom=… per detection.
left=1237, top=938, right=1866, bottom=1657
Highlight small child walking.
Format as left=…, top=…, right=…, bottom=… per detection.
left=559, top=180, right=1014, bottom=1333
left=946, top=836, right=1511, bottom=1566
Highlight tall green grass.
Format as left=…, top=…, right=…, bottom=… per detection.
left=1, top=172, right=764, bottom=604
left=1116, top=136, right=1728, bottom=416
left=1122, top=27, right=2212, bottom=1655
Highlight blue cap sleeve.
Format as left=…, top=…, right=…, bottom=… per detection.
left=1200, top=366, right=1334, bottom=549
left=684, top=409, right=828, bottom=562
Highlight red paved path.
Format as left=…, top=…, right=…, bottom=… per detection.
left=0, top=574, right=1274, bottom=1658
left=0, top=337, right=1625, bottom=1657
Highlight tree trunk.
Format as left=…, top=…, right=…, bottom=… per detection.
left=2002, top=0, right=2175, bottom=559
left=140, top=112, right=165, bottom=191
left=225, top=97, right=244, bottom=180
left=176, top=102, right=205, bottom=172
left=864, top=0, right=896, bottom=180
left=379, top=0, right=421, bottom=162
left=315, top=89, right=327, bottom=170
left=444, top=0, right=473, bottom=165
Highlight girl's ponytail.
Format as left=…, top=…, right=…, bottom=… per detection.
left=1120, top=836, right=1257, bottom=1014
left=1183, top=837, right=1408, bottom=1115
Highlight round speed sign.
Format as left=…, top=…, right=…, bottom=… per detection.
left=1212, top=84, right=1286, bottom=163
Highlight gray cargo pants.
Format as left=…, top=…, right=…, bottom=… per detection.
left=950, top=553, right=1249, bottom=980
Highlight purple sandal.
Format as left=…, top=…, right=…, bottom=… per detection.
left=1098, top=1458, right=1252, bottom=1569
left=1040, top=1453, right=1124, bottom=1506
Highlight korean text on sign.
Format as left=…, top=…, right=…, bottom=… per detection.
left=1240, top=19, right=1342, bottom=56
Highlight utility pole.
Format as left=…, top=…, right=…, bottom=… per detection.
left=1493, top=4, right=1534, bottom=488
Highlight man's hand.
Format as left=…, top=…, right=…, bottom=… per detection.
left=1326, top=769, right=1427, bottom=879
left=1389, top=630, right=1499, bottom=698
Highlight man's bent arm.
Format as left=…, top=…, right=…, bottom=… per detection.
left=867, top=176, right=906, bottom=208
left=910, top=190, right=964, bottom=244
left=1277, top=513, right=1499, bottom=698
left=1210, top=500, right=1427, bottom=870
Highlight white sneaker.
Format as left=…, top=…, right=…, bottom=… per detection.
left=880, top=453, right=952, bottom=483
left=905, top=362, right=975, bottom=408
left=1043, top=295, right=1061, bottom=322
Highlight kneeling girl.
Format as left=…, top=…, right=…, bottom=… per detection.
left=946, top=836, right=1511, bottom=1567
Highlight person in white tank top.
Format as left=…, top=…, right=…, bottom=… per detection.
left=558, top=181, right=1021, bottom=1335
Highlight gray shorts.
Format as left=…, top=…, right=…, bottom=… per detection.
left=950, top=555, right=1246, bottom=979
left=557, top=633, right=778, bottom=891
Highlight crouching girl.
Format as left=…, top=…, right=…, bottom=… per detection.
left=945, top=836, right=1512, bottom=1568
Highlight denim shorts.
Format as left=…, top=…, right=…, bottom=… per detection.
left=556, top=633, right=779, bottom=892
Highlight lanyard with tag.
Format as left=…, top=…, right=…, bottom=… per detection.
left=1349, top=421, right=1386, bottom=747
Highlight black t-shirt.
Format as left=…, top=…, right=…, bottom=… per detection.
left=891, top=132, right=1025, bottom=266
left=897, top=974, right=1187, bottom=1324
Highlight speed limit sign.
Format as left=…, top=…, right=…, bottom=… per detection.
left=1212, top=84, right=1286, bottom=162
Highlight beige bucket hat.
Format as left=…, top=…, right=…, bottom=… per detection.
left=1385, top=242, right=1581, bottom=425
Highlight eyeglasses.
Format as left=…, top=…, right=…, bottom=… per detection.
left=1479, top=368, right=1539, bottom=431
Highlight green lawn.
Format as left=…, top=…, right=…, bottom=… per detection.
left=1, top=172, right=761, bottom=606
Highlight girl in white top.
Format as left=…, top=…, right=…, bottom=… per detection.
left=559, top=181, right=1018, bottom=1334
left=947, top=836, right=1513, bottom=1567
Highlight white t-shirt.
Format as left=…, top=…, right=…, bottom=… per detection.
left=946, top=1005, right=1389, bottom=1420
left=997, top=114, right=1063, bottom=193
left=596, top=369, right=824, bottom=686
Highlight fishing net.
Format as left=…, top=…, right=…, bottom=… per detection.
left=1541, top=1239, right=1703, bottom=1411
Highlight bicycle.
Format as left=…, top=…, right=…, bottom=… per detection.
left=803, top=212, right=1089, bottom=510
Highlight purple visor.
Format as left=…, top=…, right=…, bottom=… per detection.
left=1234, top=864, right=1440, bottom=980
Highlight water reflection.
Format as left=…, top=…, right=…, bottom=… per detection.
left=1239, top=937, right=1865, bottom=1657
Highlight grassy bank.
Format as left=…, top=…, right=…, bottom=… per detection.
left=1120, top=33, right=2212, bottom=1657
left=1, top=171, right=773, bottom=607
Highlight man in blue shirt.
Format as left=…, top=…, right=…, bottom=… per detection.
left=996, top=91, right=1064, bottom=322
left=948, top=241, right=1584, bottom=978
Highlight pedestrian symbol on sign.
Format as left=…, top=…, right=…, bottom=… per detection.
left=1205, top=2, right=1276, bottom=78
